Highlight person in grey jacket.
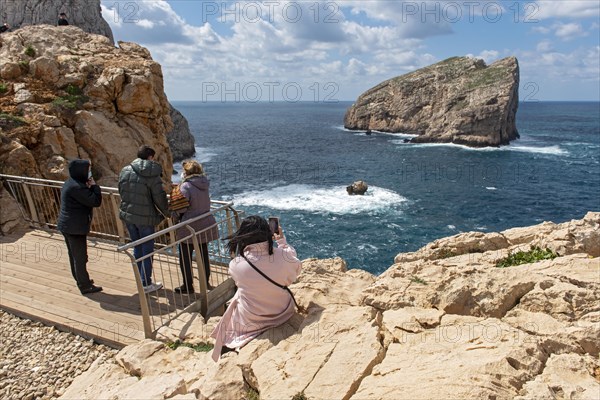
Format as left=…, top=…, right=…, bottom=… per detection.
left=174, top=160, right=219, bottom=294
left=118, top=145, right=169, bottom=293
left=57, top=159, right=102, bottom=295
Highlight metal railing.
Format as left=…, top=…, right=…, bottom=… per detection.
left=117, top=205, right=241, bottom=338
left=1, top=173, right=242, bottom=339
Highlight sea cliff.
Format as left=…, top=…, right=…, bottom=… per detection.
left=344, top=56, right=520, bottom=147
left=59, top=212, right=600, bottom=399
left=0, top=25, right=174, bottom=185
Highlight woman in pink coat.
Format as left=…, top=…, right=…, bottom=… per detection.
left=211, top=216, right=302, bottom=361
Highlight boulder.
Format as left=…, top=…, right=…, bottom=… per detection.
left=346, top=180, right=368, bottom=195
left=344, top=56, right=520, bottom=147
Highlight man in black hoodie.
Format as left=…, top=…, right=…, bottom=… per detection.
left=57, top=159, right=103, bottom=294
left=118, top=145, right=169, bottom=294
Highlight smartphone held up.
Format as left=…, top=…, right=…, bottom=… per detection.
left=268, top=217, right=279, bottom=235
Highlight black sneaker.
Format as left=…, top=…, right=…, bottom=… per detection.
left=80, top=285, right=103, bottom=295
left=174, top=285, right=195, bottom=294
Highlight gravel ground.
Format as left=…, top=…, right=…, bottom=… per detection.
left=0, top=310, right=117, bottom=400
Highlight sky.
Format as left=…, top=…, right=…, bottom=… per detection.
left=100, top=0, right=600, bottom=101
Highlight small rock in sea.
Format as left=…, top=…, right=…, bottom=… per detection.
left=346, top=180, right=368, bottom=195
left=366, top=129, right=372, bottom=136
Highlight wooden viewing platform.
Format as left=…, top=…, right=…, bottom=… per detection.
left=0, top=229, right=231, bottom=348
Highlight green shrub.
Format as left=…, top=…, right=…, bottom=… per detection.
left=0, top=82, right=7, bottom=94
left=165, top=340, right=214, bottom=352
left=410, top=276, right=428, bottom=285
left=65, top=84, right=82, bottom=96
left=19, top=60, right=29, bottom=68
left=52, top=86, right=89, bottom=110
left=0, top=113, right=28, bottom=131
left=291, top=392, right=308, bottom=400
left=246, top=388, right=260, bottom=400
left=24, top=45, right=36, bottom=57
left=52, top=97, right=77, bottom=109
left=496, top=246, right=558, bottom=268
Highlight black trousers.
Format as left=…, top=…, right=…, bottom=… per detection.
left=62, top=233, right=92, bottom=289
left=179, top=242, right=210, bottom=288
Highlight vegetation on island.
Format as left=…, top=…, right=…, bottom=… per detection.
left=24, top=45, right=36, bottom=58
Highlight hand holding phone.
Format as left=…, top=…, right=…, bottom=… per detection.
left=268, top=217, right=280, bottom=236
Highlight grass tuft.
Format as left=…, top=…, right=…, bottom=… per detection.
left=24, top=45, right=36, bottom=57
left=165, top=340, right=214, bottom=352
left=496, top=246, right=559, bottom=268
left=410, top=276, right=428, bottom=285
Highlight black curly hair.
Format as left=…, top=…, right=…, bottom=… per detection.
left=226, top=215, right=273, bottom=256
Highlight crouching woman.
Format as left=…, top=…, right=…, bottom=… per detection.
left=210, top=216, right=302, bottom=361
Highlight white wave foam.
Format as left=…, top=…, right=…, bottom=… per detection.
left=486, top=187, right=497, bottom=190
left=447, top=225, right=456, bottom=230
left=508, top=145, right=568, bottom=155
left=392, top=140, right=568, bottom=155
left=230, top=184, right=407, bottom=214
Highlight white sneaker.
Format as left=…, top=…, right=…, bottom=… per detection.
left=143, top=282, right=163, bottom=294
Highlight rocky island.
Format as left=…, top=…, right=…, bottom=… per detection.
left=344, top=56, right=520, bottom=147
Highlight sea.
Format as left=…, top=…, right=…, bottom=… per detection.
left=171, top=101, right=600, bottom=275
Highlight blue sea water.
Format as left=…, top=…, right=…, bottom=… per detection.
left=171, top=101, right=600, bottom=274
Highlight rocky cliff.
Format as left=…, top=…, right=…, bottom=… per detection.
left=0, top=25, right=173, bottom=184
left=60, top=212, right=599, bottom=399
left=344, top=56, right=520, bottom=147
left=168, top=104, right=195, bottom=161
left=0, top=0, right=114, bottom=44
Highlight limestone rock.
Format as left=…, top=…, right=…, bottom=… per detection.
left=0, top=185, right=27, bottom=234
left=516, top=354, right=600, bottom=400
left=56, top=213, right=600, bottom=400
left=250, top=306, right=384, bottom=400
left=344, top=56, right=520, bottom=147
left=293, top=258, right=375, bottom=311
left=0, top=25, right=173, bottom=185
left=0, top=0, right=114, bottom=44
left=168, top=104, right=196, bottom=162
left=58, top=358, right=138, bottom=399
left=115, top=339, right=163, bottom=376
left=353, top=315, right=544, bottom=399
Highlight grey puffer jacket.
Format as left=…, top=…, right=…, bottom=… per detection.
left=176, top=175, right=219, bottom=244
left=118, top=158, right=169, bottom=226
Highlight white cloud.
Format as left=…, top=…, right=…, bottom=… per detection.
left=531, top=22, right=589, bottom=40
left=554, top=22, right=587, bottom=39
left=536, top=1, right=600, bottom=19
left=536, top=40, right=553, bottom=52
left=466, top=50, right=500, bottom=64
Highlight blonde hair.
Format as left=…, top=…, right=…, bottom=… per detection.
left=182, top=160, right=204, bottom=177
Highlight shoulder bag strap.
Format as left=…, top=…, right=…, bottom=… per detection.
left=242, top=254, right=300, bottom=310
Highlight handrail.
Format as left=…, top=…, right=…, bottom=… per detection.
left=116, top=202, right=233, bottom=252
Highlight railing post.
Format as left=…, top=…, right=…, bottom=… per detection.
left=122, top=250, right=154, bottom=339
left=188, top=227, right=209, bottom=317
left=110, top=194, right=126, bottom=243
left=21, top=182, right=39, bottom=225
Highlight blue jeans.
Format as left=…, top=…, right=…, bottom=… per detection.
left=126, top=224, right=155, bottom=286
